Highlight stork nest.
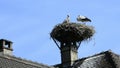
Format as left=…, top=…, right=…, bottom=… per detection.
left=50, top=23, right=95, bottom=43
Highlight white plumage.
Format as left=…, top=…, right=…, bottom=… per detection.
left=62, top=15, right=70, bottom=23
left=77, top=15, right=91, bottom=22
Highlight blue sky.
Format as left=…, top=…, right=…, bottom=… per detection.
left=0, top=0, right=120, bottom=65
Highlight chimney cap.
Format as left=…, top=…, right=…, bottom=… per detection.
left=0, top=39, right=13, bottom=43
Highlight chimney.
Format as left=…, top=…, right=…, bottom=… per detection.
left=50, top=16, right=95, bottom=68
left=60, top=42, right=78, bottom=68
left=0, top=39, right=13, bottom=56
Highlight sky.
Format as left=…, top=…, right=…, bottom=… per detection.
left=0, top=0, right=120, bottom=65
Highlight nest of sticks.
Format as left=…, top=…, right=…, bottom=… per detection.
left=50, top=23, right=95, bottom=43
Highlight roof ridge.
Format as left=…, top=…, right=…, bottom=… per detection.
left=72, top=50, right=118, bottom=68
left=0, top=55, right=54, bottom=68
left=75, top=50, right=117, bottom=62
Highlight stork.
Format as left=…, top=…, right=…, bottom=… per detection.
left=62, top=15, right=70, bottom=23
left=77, top=15, right=91, bottom=23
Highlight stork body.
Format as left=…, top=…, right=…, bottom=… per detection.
left=77, top=15, right=91, bottom=23
left=63, top=15, right=70, bottom=23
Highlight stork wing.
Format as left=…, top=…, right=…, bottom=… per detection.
left=83, top=17, right=91, bottom=22
left=77, top=15, right=91, bottom=22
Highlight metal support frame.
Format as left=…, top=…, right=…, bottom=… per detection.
left=52, top=37, right=82, bottom=50
left=77, top=41, right=81, bottom=49
left=52, top=38, right=61, bottom=50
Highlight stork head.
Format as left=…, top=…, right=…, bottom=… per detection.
left=67, top=15, right=69, bottom=18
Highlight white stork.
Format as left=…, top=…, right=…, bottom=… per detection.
left=62, top=15, right=70, bottom=23
left=77, top=15, right=91, bottom=23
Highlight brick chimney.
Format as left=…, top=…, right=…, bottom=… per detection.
left=60, top=42, right=78, bottom=68
left=0, top=39, right=13, bottom=56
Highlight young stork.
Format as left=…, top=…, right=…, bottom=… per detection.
left=62, top=15, right=70, bottom=23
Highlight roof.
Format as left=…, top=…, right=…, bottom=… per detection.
left=54, top=50, right=120, bottom=68
left=73, top=50, right=120, bottom=68
left=1, top=50, right=120, bottom=68
left=0, top=54, right=55, bottom=68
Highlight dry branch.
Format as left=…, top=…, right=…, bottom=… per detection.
left=50, top=23, right=95, bottom=43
